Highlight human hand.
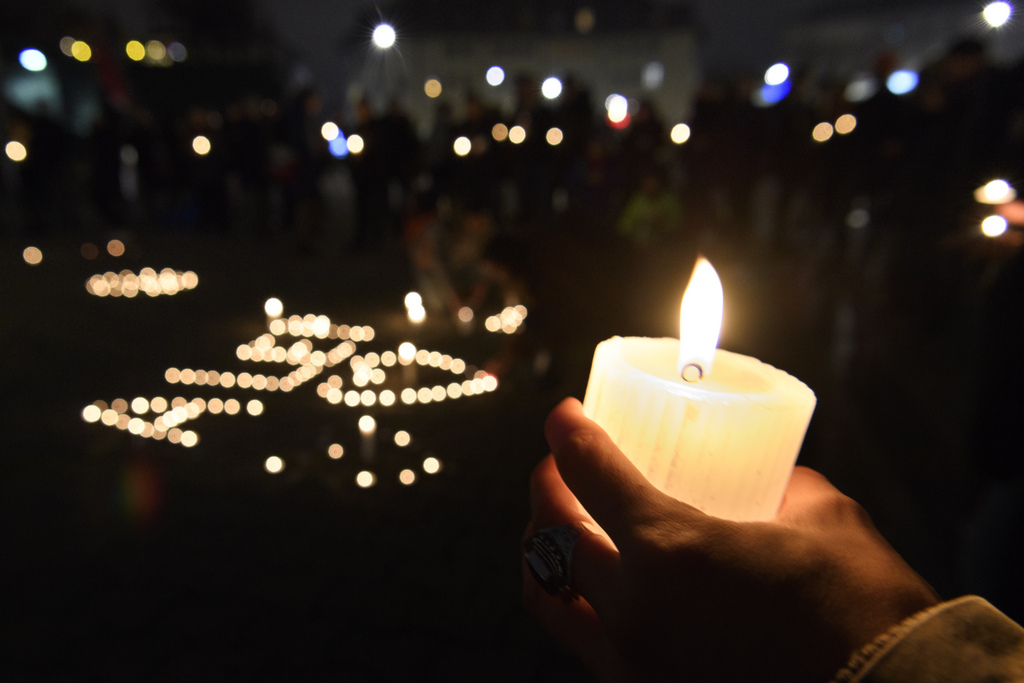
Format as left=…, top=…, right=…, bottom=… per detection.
left=523, top=398, right=939, bottom=682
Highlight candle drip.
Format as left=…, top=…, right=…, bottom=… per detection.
left=680, top=363, right=703, bottom=382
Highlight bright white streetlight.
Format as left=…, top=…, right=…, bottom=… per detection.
left=983, top=1, right=1013, bottom=27
left=372, top=23, right=396, bottom=48
left=541, top=77, right=562, bottom=100
left=486, top=66, right=505, bottom=86
left=764, top=62, right=790, bottom=86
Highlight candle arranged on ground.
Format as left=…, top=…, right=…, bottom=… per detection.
left=582, top=258, right=816, bottom=522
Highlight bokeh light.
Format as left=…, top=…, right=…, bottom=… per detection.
left=246, top=399, right=264, bottom=416
left=508, top=126, right=526, bottom=144
left=126, top=41, right=145, bottom=61
left=22, top=247, right=42, bottom=265
left=6, top=141, right=27, bottom=162
left=844, top=75, right=878, bottom=103
left=394, top=430, right=411, bottom=447
left=347, top=134, right=365, bottom=154
left=424, top=78, right=442, bottom=98
left=982, top=215, right=1009, bottom=237
left=605, top=94, right=628, bottom=123
left=541, top=77, right=562, bottom=99
left=265, top=456, right=284, bottom=473
left=983, top=1, right=1013, bottom=27
left=453, top=136, right=471, bottom=156
left=545, top=128, right=563, bottom=146
left=670, top=123, right=691, bottom=144
left=399, top=469, right=416, bottom=485
left=491, top=123, right=508, bottom=142
left=71, top=41, right=92, bottom=62
left=264, top=297, right=283, bottom=317
left=835, top=114, right=857, bottom=135
left=192, top=135, right=211, bottom=155
left=975, top=179, right=1016, bottom=204
left=486, top=66, right=505, bottom=86
left=812, top=122, right=834, bottom=142
left=328, top=444, right=344, bottom=459
left=764, top=62, right=790, bottom=85
left=423, top=457, right=441, bottom=474
left=358, top=415, right=376, bottom=433
left=372, top=23, right=396, bottom=48
left=356, top=471, right=376, bottom=488
left=321, top=122, right=339, bottom=141
left=19, top=49, right=47, bottom=72
left=886, top=70, right=919, bottom=95
left=167, top=42, right=187, bottom=62
left=107, top=239, right=125, bottom=256
left=146, top=40, right=166, bottom=60
left=59, top=37, right=76, bottom=57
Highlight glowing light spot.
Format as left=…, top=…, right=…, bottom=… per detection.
left=167, top=42, right=187, bottom=62
left=347, top=134, right=364, bottom=154
left=71, top=41, right=92, bottom=62
left=263, top=297, right=283, bottom=318
left=395, top=430, right=411, bottom=447
left=101, top=409, right=118, bottom=426
left=541, top=77, right=562, bottom=100
left=431, top=385, right=447, bottom=401
left=485, top=316, right=501, bottom=332
left=983, top=1, right=1012, bottom=27
left=424, top=78, right=442, bottom=98
left=131, top=397, right=149, bottom=414
left=329, top=135, right=349, bottom=158
left=417, top=387, right=433, bottom=404
left=220, top=372, right=236, bottom=388
left=328, top=444, right=344, bottom=459
left=381, top=351, right=397, bottom=366
left=19, top=49, right=47, bottom=72
left=399, top=469, right=416, bottom=485
left=415, top=349, right=430, bottom=365
left=82, top=405, right=101, bottom=422
left=670, top=123, right=691, bottom=144
left=546, top=127, right=563, bottom=146
left=22, top=246, right=42, bottom=265
left=982, top=215, right=1009, bottom=237
left=642, top=61, right=665, bottom=90
left=207, top=398, right=223, bottom=414
left=224, top=399, right=241, bottom=415
left=408, top=305, right=426, bottom=323
left=483, top=375, right=498, bottom=392
left=360, top=390, right=376, bottom=406
left=146, top=40, right=165, bottom=61
left=606, top=94, right=628, bottom=123
left=835, top=114, right=857, bottom=135
left=447, top=383, right=463, bottom=399
left=398, top=342, right=416, bottom=364
left=321, top=122, right=339, bottom=141
left=977, top=179, right=1016, bottom=204
left=126, top=41, right=145, bottom=61
left=165, top=368, right=181, bottom=383
left=486, top=66, right=505, bottom=86
left=128, top=418, right=145, bottom=435
left=380, top=390, right=395, bottom=406
left=246, top=399, right=264, bottom=416
left=491, top=123, right=508, bottom=142
left=6, top=142, right=27, bottom=162
left=401, top=388, right=417, bottom=404
left=756, top=80, right=791, bottom=106
left=404, top=292, right=422, bottom=309
left=344, top=391, right=360, bottom=406
left=265, top=456, right=284, bottom=474
left=509, top=126, right=526, bottom=144
left=60, top=37, right=76, bottom=57
left=764, top=62, right=790, bottom=86
left=453, top=136, right=471, bottom=156
left=812, top=122, right=834, bottom=142
left=456, top=307, right=474, bottom=323
left=356, top=471, right=376, bottom=488
left=192, top=135, right=211, bottom=155
left=372, top=23, right=396, bottom=48
left=845, top=75, right=877, bottom=103
left=886, top=70, right=919, bottom=95
left=181, top=430, right=198, bottom=447
left=423, top=457, right=441, bottom=474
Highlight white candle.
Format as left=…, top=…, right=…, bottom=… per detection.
left=582, top=259, right=816, bottom=522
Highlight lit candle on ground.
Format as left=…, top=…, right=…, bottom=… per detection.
left=358, top=414, right=377, bottom=462
left=265, top=297, right=283, bottom=329
left=582, top=258, right=816, bottom=522
left=398, top=342, right=418, bottom=386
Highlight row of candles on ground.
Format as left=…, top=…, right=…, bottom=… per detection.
left=86, top=268, right=199, bottom=297
left=400, top=292, right=528, bottom=334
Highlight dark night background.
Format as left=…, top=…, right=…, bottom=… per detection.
left=3, top=0, right=1024, bottom=680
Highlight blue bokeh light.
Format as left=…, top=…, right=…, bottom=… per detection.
left=329, top=134, right=349, bottom=158
left=886, top=70, right=919, bottom=95
left=19, top=48, right=48, bottom=72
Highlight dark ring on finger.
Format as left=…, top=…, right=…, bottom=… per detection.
left=523, top=522, right=587, bottom=600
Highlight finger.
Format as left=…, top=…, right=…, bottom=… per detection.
left=544, top=398, right=682, bottom=545
left=522, top=553, right=628, bottom=683
left=528, top=455, right=623, bottom=614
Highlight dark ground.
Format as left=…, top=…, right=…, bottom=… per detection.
left=1, top=227, right=1013, bottom=680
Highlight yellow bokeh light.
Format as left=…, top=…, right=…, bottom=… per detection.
left=453, top=136, right=471, bottom=156
left=358, top=415, right=376, bottom=433
left=128, top=418, right=145, bottom=435
left=360, top=390, right=376, bottom=406
left=181, top=430, right=198, bottom=447
left=328, top=443, right=344, bottom=459
left=126, top=40, right=145, bottom=61
left=380, top=390, right=395, bottom=406
left=320, top=122, right=339, bottom=141
left=545, top=127, right=563, bottom=146
left=976, top=179, right=1016, bottom=204
left=835, top=114, right=857, bottom=135
left=399, top=469, right=416, bottom=485
left=82, top=405, right=102, bottom=422
left=5, top=141, right=27, bottom=162
left=101, top=409, right=118, bottom=426
left=417, top=387, right=433, bottom=404
left=22, top=246, right=42, bottom=265
left=71, top=41, right=92, bottom=62
left=394, top=430, right=411, bottom=447
left=112, top=398, right=128, bottom=414
left=423, top=457, right=441, bottom=474
left=192, top=135, right=211, bottom=155
left=670, top=123, right=691, bottom=144
left=265, top=456, right=284, bottom=473
left=207, top=398, right=223, bottom=414
left=509, top=125, right=526, bottom=144
left=424, top=78, right=442, bottom=98
left=492, top=123, right=508, bottom=142
left=146, top=40, right=166, bottom=60
left=131, top=397, right=150, bottom=414
left=347, top=134, right=365, bottom=154
left=812, top=122, right=834, bottom=142
left=356, top=471, right=376, bottom=488
left=264, top=297, right=283, bottom=317
left=401, top=388, right=416, bottom=404
left=224, top=399, right=241, bottom=415
left=246, top=399, right=264, bottom=416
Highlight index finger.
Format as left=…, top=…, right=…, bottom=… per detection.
left=545, top=398, right=682, bottom=548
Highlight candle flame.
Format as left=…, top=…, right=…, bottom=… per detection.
left=678, top=258, right=724, bottom=379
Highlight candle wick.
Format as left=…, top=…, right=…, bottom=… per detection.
left=681, top=363, right=703, bottom=383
